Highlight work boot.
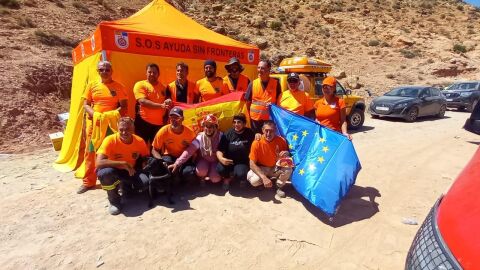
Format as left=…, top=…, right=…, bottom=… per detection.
left=276, top=188, right=286, bottom=198
left=77, top=185, right=92, bottom=194
left=108, top=204, right=121, bottom=215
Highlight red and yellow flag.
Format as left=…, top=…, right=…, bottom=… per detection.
left=176, top=92, right=250, bottom=133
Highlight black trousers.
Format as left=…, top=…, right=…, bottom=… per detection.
left=134, top=115, right=162, bottom=145
left=250, top=119, right=265, bottom=134
left=216, top=163, right=249, bottom=182
left=97, top=167, right=149, bottom=206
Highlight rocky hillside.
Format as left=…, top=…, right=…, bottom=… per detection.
left=0, top=0, right=479, bottom=152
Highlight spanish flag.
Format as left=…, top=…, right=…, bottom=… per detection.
left=176, top=92, right=250, bottom=134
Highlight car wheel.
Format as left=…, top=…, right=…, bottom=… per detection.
left=436, top=104, right=446, bottom=118
left=348, top=108, right=365, bottom=130
left=405, top=107, right=419, bottom=122
left=467, top=99, right=478, bottom=113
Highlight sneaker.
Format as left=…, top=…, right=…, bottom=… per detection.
left=276, top=189, right=286, bottom=198
left=239, top=180, right=247, bottom=188
left=77, top=185, right=92, bottom=194
left=108, top=204, right=121, bottom=215
left=200, top=179, right=206, bottom=187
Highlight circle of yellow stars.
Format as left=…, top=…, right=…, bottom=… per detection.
left=294, top=130, right=329, bottom=176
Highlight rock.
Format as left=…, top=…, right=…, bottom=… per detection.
left=322, top=15, right=336, bottom=24
left=463, top=41, right=477, bottom=51
left=213, top=26, right=226, bottom=34
left=305, top=47, right=316, bottom=57
left=212, top=4, right=223, bottom=12
left=255, top=38, right=269, bottom=50
left=396, top=35, right=415, bottom=46
left=336, top=71, right=347, bottom=79
left=271, top=51, right=293, bottom=66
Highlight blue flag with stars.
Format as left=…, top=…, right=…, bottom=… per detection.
left=270, top=105, right=361, bottom=216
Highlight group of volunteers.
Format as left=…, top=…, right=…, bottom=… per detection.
left=79, top=56, right=351, bottom=215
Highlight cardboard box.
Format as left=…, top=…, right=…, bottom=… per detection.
left=49, top=132, right=64, bottom=151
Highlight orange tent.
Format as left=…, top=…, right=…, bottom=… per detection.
left=54, top=0, right=259, bottom=172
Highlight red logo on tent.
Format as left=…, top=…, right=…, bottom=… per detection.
left=114, top=31, right=129, bottom=50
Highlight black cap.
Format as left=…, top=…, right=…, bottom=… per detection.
left=204, top=59, right=217, bottom=69
left=287, top=72, right=300, bottom=82
left=169, top=107, right=183, bottom=117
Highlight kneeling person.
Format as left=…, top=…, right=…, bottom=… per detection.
left=247, top=120, right=292, bottom=198
left=96, top=117, right=150, bottom=215
left=152, top=107, right=197, bottom=184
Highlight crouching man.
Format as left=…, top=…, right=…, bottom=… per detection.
left=247, top=120, right=292, bottom=198
left=96, top=117, right=150, bottom=215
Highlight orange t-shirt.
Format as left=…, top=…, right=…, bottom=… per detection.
left=314, top=97, right=345, bottom=132
left=83, top=80, right=127, bottom=113
left=249, top=136, right=288, bottom=167
left=97, top=133, right=149, bottom=167
left=278, top=89, right=314, bottom=115
left=134, top=80, right=167, bottom=125
left=152, top=124, right=196, bottom=158
left=194, top=77, right=229, bottom=102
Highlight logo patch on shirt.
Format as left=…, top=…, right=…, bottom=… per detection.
left=110, top=89, right=117, bottom=96
left=132, top=152, right=139, bottom=159
left=214, top=87, right=220, bottom=93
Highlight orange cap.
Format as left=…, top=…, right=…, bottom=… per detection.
left=322, top=76, right=336, bottom=87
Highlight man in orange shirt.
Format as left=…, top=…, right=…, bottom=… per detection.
left=96, top=117, right=150, bottom=215
left=78, top=60, right=128, bottom=194
left=166, top=62, right=197, bottom=104
left=247, top=120, right=292, bottom=198
left=278, top=72, right=315, bottom=118
left=134, top=63, right=172, bottom=145
left=152, top=107, right=197, bottom=184
left=223, top=57, right=250, bottom=93
left=245, top=59, right=282, bottom=133
left=194, top=59, right=229, bottom=102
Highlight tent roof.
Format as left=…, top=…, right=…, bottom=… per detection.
left=100, top=0, right=254, bottom=49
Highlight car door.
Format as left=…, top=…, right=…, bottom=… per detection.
left=429, top=88, right=443, bottom=113
left=418, top=88, right=435, bottom=116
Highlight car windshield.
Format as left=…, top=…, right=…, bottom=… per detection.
left=445, top=83, right=478, bottom=91
left=385, top=87, right=421, bottom=97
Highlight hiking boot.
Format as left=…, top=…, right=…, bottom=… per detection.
left=276, top=188, right=286, bottom=198
left=77, top=185, right=92, bottom=194
left=108, top=204, right=121, bottom=215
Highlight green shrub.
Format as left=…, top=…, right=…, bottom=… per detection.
left=453, top=44, right=467, bottom=53
left=73, top=1, right=90, bottom=14
left=368, top=39, right=380, bottom=46
left=35, top=30, right=77, bottom=47
left=400, top=49, right=420, bottom=59
left=0, top=0, right=20, bottom=9
left=270, top=21, right=282, bottom=31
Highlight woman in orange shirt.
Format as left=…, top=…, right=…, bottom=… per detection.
left=314, top=76, right=352, bottom=140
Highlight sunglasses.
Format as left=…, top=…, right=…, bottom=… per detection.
left=229, top=68, right=240, bottom=73
left=287, top=79, right=299, bottom=83
left=98, top=68, right=111, bottom=72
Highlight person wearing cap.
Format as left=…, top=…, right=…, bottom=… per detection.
left=278, top=72, right=315, bottom=118
left=314, top=76, right=352, bottom=140
left=194, top=59, right=229, bottom=102
left=151, top=107, right=197, bottom=183
left=244, top=59, right=282, bottom=134
left=223, top=57, right=250, bottom=93
left=133, top=63, right=172, bottom=145
left=96, top=117, right=150, bottom=215
left=166, top=62, right=197, bottom=104
left=169, top=114, right=224, bottom=188
left=78, top=60, right=128, bottom=194
left=216, top=113, right=255, bottom=188
left=247, top=120, right=292, bottom=198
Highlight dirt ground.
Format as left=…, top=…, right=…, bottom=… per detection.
left=0, top=110, right=478, bottom=270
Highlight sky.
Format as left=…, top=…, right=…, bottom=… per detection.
left=464, top=0, right=480, bottom=7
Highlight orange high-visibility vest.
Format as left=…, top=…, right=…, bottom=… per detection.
left=250, top=78, right=278, bottom=121
left=168, top=80, right=196, bottom=104
left=223, top=74, right=250, bottom=93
